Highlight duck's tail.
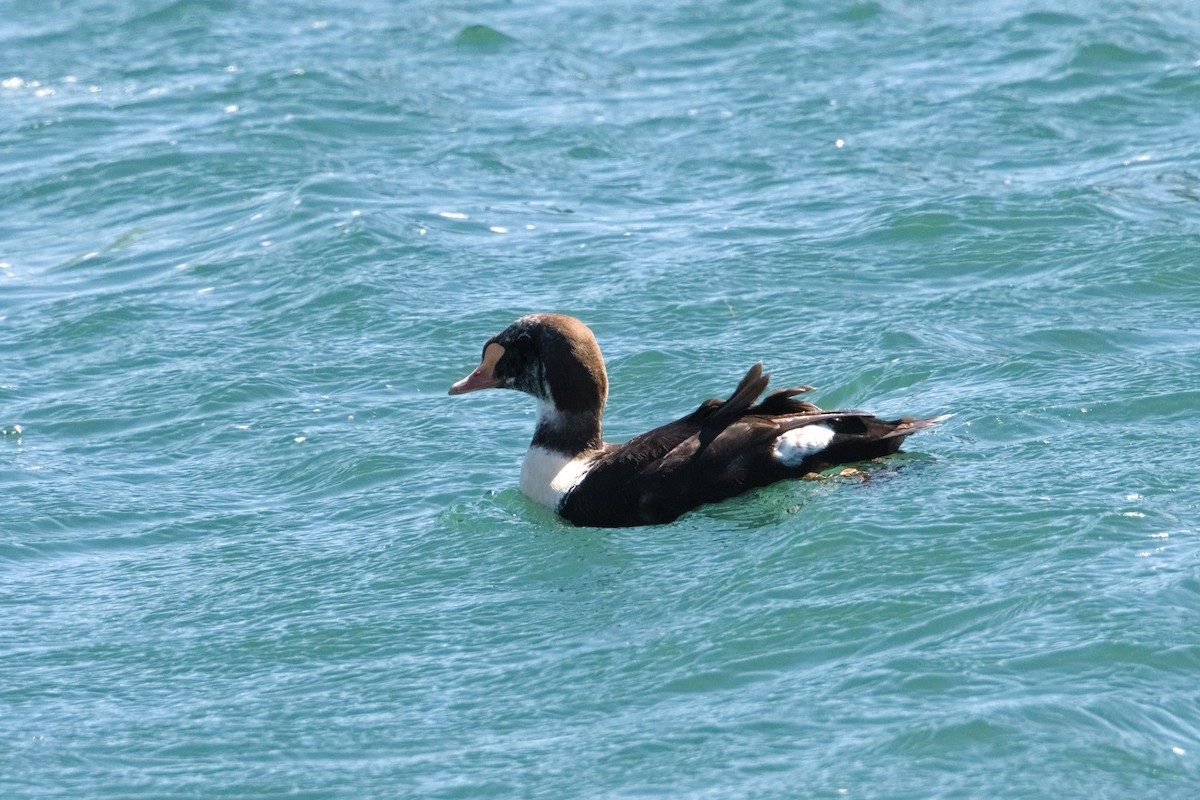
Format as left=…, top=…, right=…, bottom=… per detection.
left=879, top=412, right=954, bottom=439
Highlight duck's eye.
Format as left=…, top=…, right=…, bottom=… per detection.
left=515, top=331, right=534, bottom=348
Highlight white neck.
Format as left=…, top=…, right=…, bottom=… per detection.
left=519, top=445, right=594, bottom=510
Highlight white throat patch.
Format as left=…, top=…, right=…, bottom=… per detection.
left=773, top=424, right=835, bottom=467
left=520, top=446, right=594, bottom=510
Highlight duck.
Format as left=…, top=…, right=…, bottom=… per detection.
left=449, top=313, right=946, bottom=527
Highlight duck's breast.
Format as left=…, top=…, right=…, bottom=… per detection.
left=519, top=446, right=595, bottom=510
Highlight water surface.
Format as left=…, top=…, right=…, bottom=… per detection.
left=3, top=1, right=1199, bottom=797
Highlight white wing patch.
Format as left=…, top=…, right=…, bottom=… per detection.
left=773, top=424, right=835, bottom=467
left=520, top=446, right=594, bottom=510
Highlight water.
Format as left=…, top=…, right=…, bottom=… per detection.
left=3, top=1, right=1199, bottom=797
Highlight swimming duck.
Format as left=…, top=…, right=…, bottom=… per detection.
left=449, top=313, right=944, bottom=527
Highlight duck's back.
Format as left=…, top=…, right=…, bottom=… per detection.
left=558, top=365, right=939, bottom=527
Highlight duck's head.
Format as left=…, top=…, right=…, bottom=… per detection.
left=449, top=314, right=608, bottom=417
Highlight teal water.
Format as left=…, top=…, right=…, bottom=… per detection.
left=3, top=1, right=1200, bottom=797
